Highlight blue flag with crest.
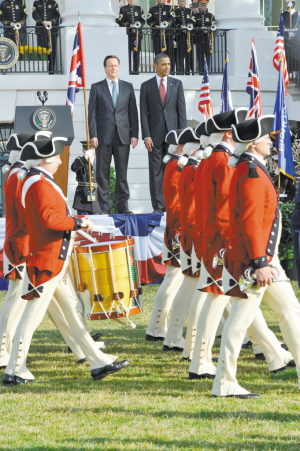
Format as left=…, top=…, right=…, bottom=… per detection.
left=270, top=59, right=295, bottom=180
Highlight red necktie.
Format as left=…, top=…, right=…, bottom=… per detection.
left=159, top=78, right=166, bottom=105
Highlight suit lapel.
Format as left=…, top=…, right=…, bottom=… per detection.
left=165, top=77, right=173, bottom=106
left=100, top=79, right=115, bottom=109
left=150, top=76, right=163, bottom=108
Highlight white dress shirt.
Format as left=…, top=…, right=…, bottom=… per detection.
left=156, top=74, right=168, bottom=95
left=106, top=77, right=119, bottom=97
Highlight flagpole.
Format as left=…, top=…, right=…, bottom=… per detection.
left=278, top=53, right=283, bottom=200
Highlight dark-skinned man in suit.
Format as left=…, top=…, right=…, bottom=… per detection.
left=140, top=54, right=187, bottom=213
left=88, top=55, right=139, bottom=214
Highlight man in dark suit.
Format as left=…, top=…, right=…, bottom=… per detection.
left=88, top=55, right=139, bottom=214
left=140, top=53, right=187, bottom=212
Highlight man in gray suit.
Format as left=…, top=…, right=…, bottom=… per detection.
left=140, top=54, right=187, bottom=212
left=88, top=55, right=139, bottom=214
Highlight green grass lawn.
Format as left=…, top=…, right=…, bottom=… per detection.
left=1, top=284, right=300, bottom=451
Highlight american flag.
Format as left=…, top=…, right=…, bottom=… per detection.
left=66, top=22, right=86, bottom=117
left=246, top=38, right=262, bottom=119
left=273, top=13, right=289, bottom=97
left=220, top=59, right=233, bottom=113
left=198, top=56, right=213, bottom=120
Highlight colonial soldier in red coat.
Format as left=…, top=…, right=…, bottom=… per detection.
left=145, top=139, right=185, bottom=341
left=3, top=137, right=129, bottom=386
left=212, top=116, right=300, bottom=398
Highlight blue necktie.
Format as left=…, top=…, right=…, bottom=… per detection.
left=112, top=81, right=118, bottom=108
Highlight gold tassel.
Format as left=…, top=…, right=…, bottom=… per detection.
left=161, top=29, right=167, bottom=52
left=187, top=30, right=191, bottom=53
left=134, top=29, right=139, bottom=52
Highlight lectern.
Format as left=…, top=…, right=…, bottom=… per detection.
left=14, top=105, right=74, bottom=196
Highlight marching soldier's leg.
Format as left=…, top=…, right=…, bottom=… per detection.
left=189, top=293, right=230, bottom=378
left=146, top=265, right=185, bottom=339
left=182, top=290, right=209, bottom=360
left=0, top=280, right=26, bottom=368
left=212, top=288, right=266, bottom=397
left=163, top=276, right=199, bottom=350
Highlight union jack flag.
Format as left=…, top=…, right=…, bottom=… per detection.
left=246, top=38, right=262, bottom=119
left=273, top=13, right=289, bottom=97
left=198, top=56, right=213, bottom=120
left=66, top=22, right=86, bottom=117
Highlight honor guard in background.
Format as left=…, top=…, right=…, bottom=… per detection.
left=271, top=154, right=296, bottom=203
left=32, top=0, right=60, bottom=73
left=283, top=1, right=300, bottom=38
left=71, top=141, right=100, bottom=215
left=193, top=0, right=216, bottom=73
left=147, top=0, right=176, bottom=73
left=0, top=0, right=28, bottom=44
left=115, top=0, right=145, bottom=74
left=174, top=0, right=195, bottom=75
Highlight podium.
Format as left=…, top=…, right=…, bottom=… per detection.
left=14, top=105, right=74, bottom=196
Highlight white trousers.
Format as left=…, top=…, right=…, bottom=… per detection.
left=163, top=276, right=199, bottom=349
left=190, top=291, right=293, bottom=377
left=182, top=290, right=208, bottom=359
left=212, top=278, right=300, bottom=396
left=5, top=266, right=117, bottom=380
left=146, top=265, right=185, bottom=338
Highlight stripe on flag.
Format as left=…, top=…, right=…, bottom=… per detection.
left=198, top=56, right=213, bottom=120
left=246, top=38, right=262, bottom=119
left=273, top=13, right=289, bottom=97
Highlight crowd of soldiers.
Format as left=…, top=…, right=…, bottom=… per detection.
left=145, top=109, right=300, bottom=398
left=116, top=0, right=216, bottom=75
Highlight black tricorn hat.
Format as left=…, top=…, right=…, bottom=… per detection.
left=7, top=131, right=52, bottom=151
left=165, top=127, right=200, bottom=145
left=80, top=140, right=95, bottom=150
left=232, top=115, right=275, bottom=144
left=20, top=137, right=68, bottom=162
left=194, top=121, right=209, bottom=137
left=206, top=108, right=248, bottom=135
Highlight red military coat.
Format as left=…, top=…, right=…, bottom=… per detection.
left=162, top=155, right=181, bottom=268
left=225, top=153, right=279, bottom=299
left=21, top=168, right=83, bottom=300
left=179, top=158, right=199, bottom=277
left=199, top=144, right=234, bottom=294
left=3, top=161, right=28, bottom=280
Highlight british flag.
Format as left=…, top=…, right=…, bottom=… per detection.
left=246, top=38, right=262, bottom=119
left=198, top=56, right=213, bottom=120
left=66, top=22, right=86, bottom=117
left=273, top=13, right=289, bottom=97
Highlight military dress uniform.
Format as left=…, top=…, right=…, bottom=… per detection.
left=147, top=4, right=176, bottom=71
left=283, top=9, right=300, bottom=36
left=115, top=4, right=145, bottom=73
left=3, top=138, right=124, bottom=385
left=32, top=0, right=60, bottom=73
left=71, top=154, right=101, bottom=215
left=211, top=116, right=300, bottom=397
left=146, top=152, right=185, bottom=340
left=174, top=7, right=195, bottom=74
left=194, top=9, right=215, bottom=73
left=0, top=0, right=27, bottom=43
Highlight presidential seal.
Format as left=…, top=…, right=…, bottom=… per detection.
left=32, top=107, right=56, bottom=131
left=0, top=37, right=19, bottom=70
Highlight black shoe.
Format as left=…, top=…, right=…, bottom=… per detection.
left=100, top=341, right=109, bottom=350
left=77, top=358, right=87, bottom=364
left=213, top=393, right=259, bottom=399
left=270, top=361, right=295, bottom=374
left=119, top=210, right=134, bottom=215
left=91, top=332, right=103, bottom=342
left=145, top=334, right=164, bottom=342
left=99, top=210, right=111, bottom=215
left=242, top=340, right=252, bottom=349
left=281, top=343, right=289, bottom=351
left=254, top=353, right=266, bottom=360
left=286, top=359, right=296, bottom=368
left=163, top=345, right=183, bottom=352
left=2, top=374, right=15, bottom=386
left=15, top=376, right=32, bottom=385
left=152, top=209, right=164, bottom=213
left=215, top=335, right=221, bottom=339
left=182, top=357, right=191, bottom=362
left=212, top=357, right=218, bottom=363
left=0, top=365, right=6, bottom=370
left=91, top=360, right=130, bottom=381
left=189, top=372, right=215, bottom=380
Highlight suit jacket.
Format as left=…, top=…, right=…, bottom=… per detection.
left=88, top=79, right=139, bottom=146
left=226, top=154, right=280, bottom=299
left=140, top=76, right=187, bottom=146
left=162, top=155, right=181, bottom=267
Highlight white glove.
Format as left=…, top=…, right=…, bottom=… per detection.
left=85, top=149, right=93, bottom=159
